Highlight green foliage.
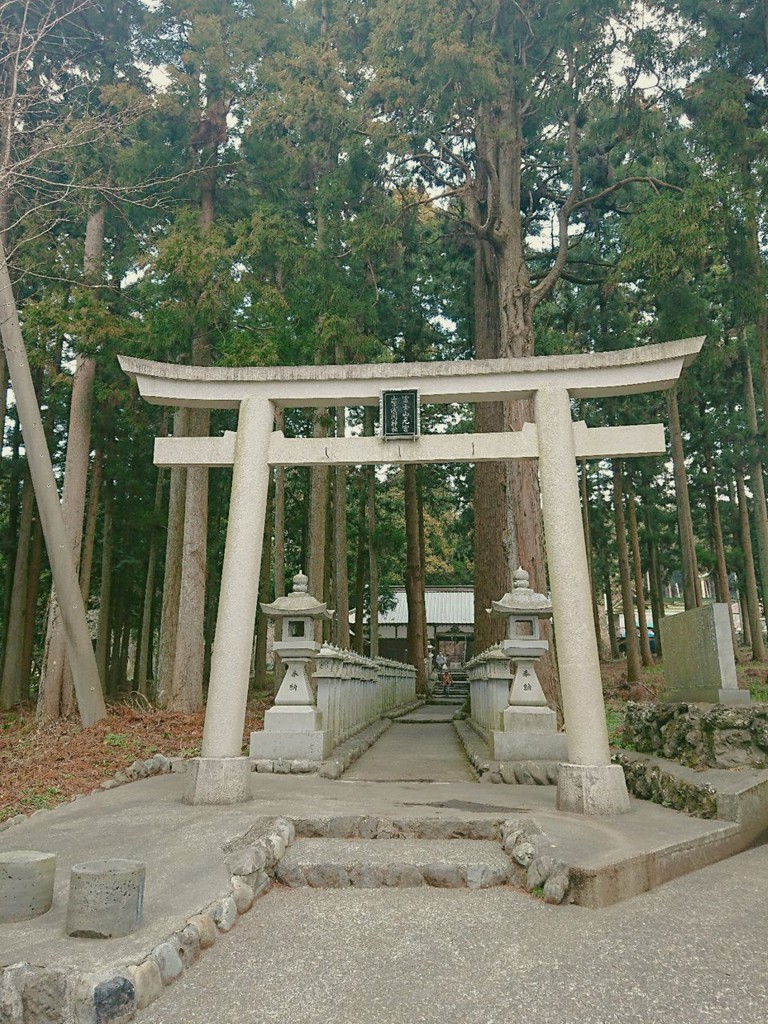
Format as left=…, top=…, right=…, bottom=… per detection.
left=5, top=0, right=768, bottom=700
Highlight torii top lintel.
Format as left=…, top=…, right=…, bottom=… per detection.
left=119, top=336, right=704, bottom=410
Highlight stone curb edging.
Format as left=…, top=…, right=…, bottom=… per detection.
left=317, top=718, right=394, bottom=779
left=276, top=814, right=571, bottom=904
left=453, top=720, right=559, bottom=786
left=611, top=751, right=718, bottom=818
left=0, top=817, right=296, bottom=1024
left=0, top=813, right=574, bottom=1022
left=499, top=818, right=571, bottom=904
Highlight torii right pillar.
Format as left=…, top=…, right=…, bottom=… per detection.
left=536, top=386, right=630, bottom=815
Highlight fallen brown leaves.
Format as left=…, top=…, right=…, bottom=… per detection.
left=0, top=699, right=269, bottom=823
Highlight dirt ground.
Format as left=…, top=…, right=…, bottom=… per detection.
left=2, top=657, right=766, bottom=824
left=0, top=697, right=269, bottom=823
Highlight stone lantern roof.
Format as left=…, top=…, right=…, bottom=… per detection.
left=488, top=567, right=552, bottom=619
left=261, top=571, right=333, bottom=620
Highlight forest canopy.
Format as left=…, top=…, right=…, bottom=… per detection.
left=1, top=0, right=767, bottom=717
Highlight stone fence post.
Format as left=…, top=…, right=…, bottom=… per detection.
left=466, top=647, right=512, bottom=743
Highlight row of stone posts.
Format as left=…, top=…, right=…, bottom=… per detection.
left=466, top=647, right=516, bottom=743
left=466, top=569, right=568, bottom=764
left=314, top=647, right=417, bottom=749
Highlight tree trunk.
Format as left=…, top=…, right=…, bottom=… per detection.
left=626, top=480, right=653, bottom=667
left=417, top=468, right=429, bottom=665
left=740, top=588, right=752, bottom=648
left=704, top=449, right=739, bottom=658
left=404, top=463, right=428, bottom=692
left=643, top=500, right=665, bottom=661
left=22, top=514, right=44, bottom=698
left=352, top=471, right=367, bottom=655
left=613, top=461, right=641, bottom=682
left=135, top=466, right=165, bottom=697
left=95, top=478, right=114, bottom=687
left=735, top=468, right=767, bottom=661
left=0, top=245, right=105, bottom=725
left=366, top=411, right=379, bottom=657
left=473, top=239, right=508, bottom=653
left=308, top=411, right=330, bottom=601
left=3, top=417, right=22, bottom=648
left=156, top=408, right=189, bottom=704
left=742, top=344, right=768, bottom=619
left=253, top=476, right=274, bottom=692
left=38, top=206, right=104, bottom=719
left=169, top=445, right=208, bottom=712
left=333, top=407, right=350, bottom=648
left=274, top=408, right=286, bottom=597
left=668, top=388, right=700, bottom=610
left=580, top=460, right=605, bottom=660
left=79, top=447, right=103, bottom=602
left=0, top=345, right=7, bottom=459
left=604, top=572, right=620, bottom=660
left=0, top=469, right=34, bottom=708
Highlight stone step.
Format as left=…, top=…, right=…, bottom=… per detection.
left=275, top=838, right=513, bottom=889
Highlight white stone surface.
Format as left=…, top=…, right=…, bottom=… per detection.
left=272, top=655, right=317, bottom=707
left=556, top=763, right=631, bottom=816
left=120, top=336, right=704, bottom=409
left=262, top=706, right=323, bottom=733
left=200, top=398, right=274, bottom=760
left=501, top=706, right=558, bottom=734
left=249, top=730, right=332, bottom=761
left=660, top=604, right=743, bottom=703
left=719, top=688, right=752, bottom=705
left=492, top=731, right=569, bottom=761
left=508, top=658, right=549, bottom=707
left=536, top=387, right=615, bottom=768
left=154, top=422, right=667, bottom=468
left=182, top=757, right=252, bottom=805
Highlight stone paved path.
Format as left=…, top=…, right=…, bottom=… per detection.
left=137, top=843, right=768, bottom=1024
left=342, top=712, right=475, bottom=783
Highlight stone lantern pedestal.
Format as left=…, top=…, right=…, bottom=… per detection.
left=489, top=568, right=568, bottom=762
left=250, top=573, right=333, bottom=762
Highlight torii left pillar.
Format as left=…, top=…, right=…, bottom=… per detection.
left=183, top=397, right=274, bottom=804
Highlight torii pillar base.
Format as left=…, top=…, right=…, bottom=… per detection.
left=556, top=763, right=630, bottom=816
left=182, top=757, right=252, bottom=805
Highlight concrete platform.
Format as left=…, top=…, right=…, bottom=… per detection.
left=2, top=762, right=766, bottom=983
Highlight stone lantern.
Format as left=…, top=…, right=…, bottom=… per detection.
left=487, top=567, right=567, bottom=761
left=249, top=571, right=334, bottom=761
left=490, top=567, right=552, bottom=707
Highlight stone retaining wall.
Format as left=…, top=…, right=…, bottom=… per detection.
left=611, top=752, right=719, bottom=818
left=623, top=701, right=768, bottom=769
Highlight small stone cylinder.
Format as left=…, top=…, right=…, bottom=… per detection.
left=66, top=859, right=145, bottom=938
left=0, top=850, right=56, bottom=923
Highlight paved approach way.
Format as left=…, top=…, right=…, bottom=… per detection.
left=342, top=704, right=475, bottom=783
left=139, top=843, right=768, bottom=1024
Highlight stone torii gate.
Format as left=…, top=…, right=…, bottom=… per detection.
left=120, top=335, right=703, bottom=815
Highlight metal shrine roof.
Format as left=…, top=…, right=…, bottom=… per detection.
left=378, top=588, right=474, bottom=628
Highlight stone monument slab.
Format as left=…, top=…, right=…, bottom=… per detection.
left=659, top=603, right=748, bottom=705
